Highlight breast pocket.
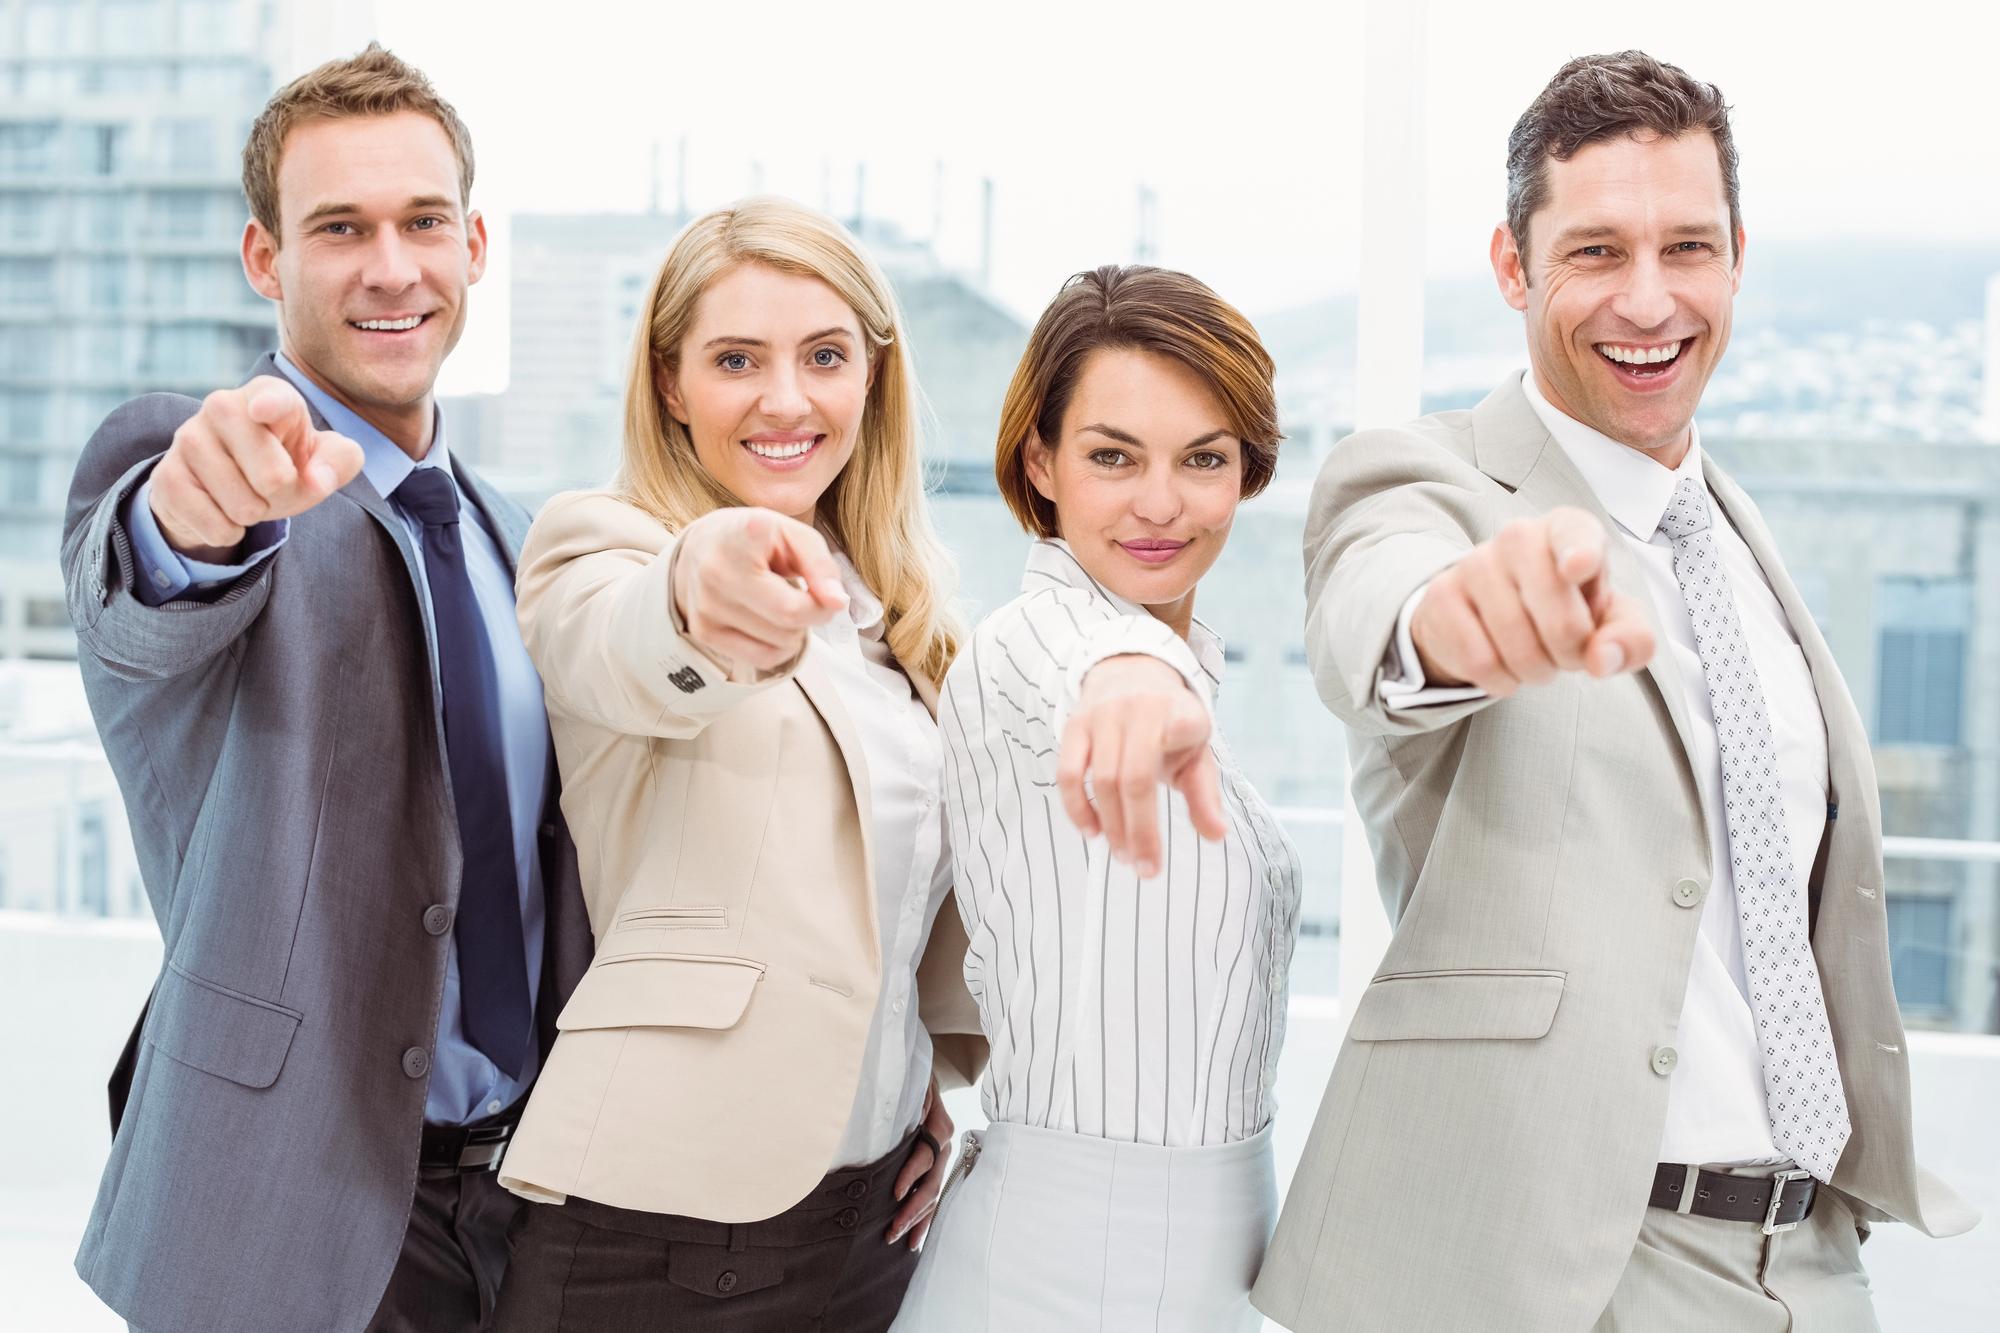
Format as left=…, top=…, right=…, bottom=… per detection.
left=1347, top=968, right=1565, bottom=1042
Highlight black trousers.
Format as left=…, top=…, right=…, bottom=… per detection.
left=367, top=1169, right=525, bottom=1333
left=491, top=1132, right=925, bottom=1332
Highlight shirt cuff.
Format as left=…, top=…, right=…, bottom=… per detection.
left=1377, top=581, right=1487, bottom=711
left=123, top=478, right=288, bottom=607
left=1058, top=613, right=1216, bottom=736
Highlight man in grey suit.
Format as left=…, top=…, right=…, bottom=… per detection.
left=1253, top=52, right=1977, bottom=1333
left=61, top=45, right=590, bottom=1333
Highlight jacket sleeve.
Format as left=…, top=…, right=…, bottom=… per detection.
left=916, top=890, right=988, bottom=1091
left=515, top=490, right=801, bottom=740
left=1303, top=424, right=1510, bottom=738
left=62, top=395, right=281, bottom=682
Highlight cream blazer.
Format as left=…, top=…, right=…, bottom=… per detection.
left=1251, top=375, right=1976, bottom=1333
left=497, top=490, right=985, bottom=1223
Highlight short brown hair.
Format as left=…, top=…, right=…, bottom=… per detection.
left=1506, top=51, right=1739, bottom=268
left=242, top=43, right=475, bottom=241
left=995, top=265, right=1280, bottom=539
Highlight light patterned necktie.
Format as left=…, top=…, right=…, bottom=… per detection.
left=1657, top=473, right=1851, bottom=1182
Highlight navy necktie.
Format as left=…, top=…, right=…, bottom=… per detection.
left=392, top=467, right=532, bottom=1079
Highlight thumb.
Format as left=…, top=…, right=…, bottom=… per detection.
left=298, top=430, right=365, bottom=499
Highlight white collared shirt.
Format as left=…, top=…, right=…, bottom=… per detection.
left=812, top=554, right=956, bottom=1170
left=1386, top=371, right=1832, bottom=1166
left=940, top=539, right=1302, bottom=1147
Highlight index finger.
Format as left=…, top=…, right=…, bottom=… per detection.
left=1544, top=507, right=1608, bottom=588
left=242, top=377, right=316, bottom=457
left=767, top=519, right=849, bottom=611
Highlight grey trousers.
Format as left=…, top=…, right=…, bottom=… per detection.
left=1593, top=1167, right=1880, bottom=1333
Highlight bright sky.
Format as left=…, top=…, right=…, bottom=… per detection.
left=369, top=0, right=2000, bottom=395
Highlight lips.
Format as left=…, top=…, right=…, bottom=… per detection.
left=351, top=314, right=430, bottom=332
left=1595, top=337, right=1692, bottom=387
left=741, top=433, right=823, bottom=469
left=1116, top=538, right=1189, bottom=565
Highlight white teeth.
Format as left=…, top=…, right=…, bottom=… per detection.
left=1596, top=341, right=1682, bottom=365
left=354, top=316, right=424, bottom=331
left=746, top=438, right=815, bottom=459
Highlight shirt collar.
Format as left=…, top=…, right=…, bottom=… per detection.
left=1520, top=369, right=1702, bottom=542
left=274, top=351, right=450, bottom=503
left=1023, top=538, right=1226, bottom=682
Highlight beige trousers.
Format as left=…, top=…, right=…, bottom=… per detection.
left=1593, top=1167, right=1880, bottom=1333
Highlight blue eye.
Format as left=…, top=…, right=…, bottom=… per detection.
left=720, top=352, right=750, bottom=371
left=813, top=347, right=844, bottom=367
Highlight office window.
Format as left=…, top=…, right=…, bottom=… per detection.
left=83, top=256, right=128, bottom=310
left=0, top=258, right=54, bottom=307
left=1876, top=577, right=1969, bottom=746
left=75, top=324, right=126, bottom=379
left=159, top=118, right=214, bottom=175
left=147, top=256, right=194, bottom=308
left=81, top=191, right=131, bottom=244
left=1, top=392, right=49, bottom=444
left=145, top=323, right=217, bottom=378
left=177, top=0, right=238, bottom=48
left=1886, top=896, right=1952, bottom=1014
left=150, top=190, right=208, bottom=239
left=100, top=0, right=163, bottom=55
left=0, top=191, right=52, bottom=241
left=227, top=323, right=278, bottom=374
left=23, top=1, right=83, bottom=57
left=23, top=596, right=68, bottom=628
left=7, top=454, right=39, bottom=505
left=77, top=124, right=129, bottom=176
left=0, top=123, right=60, bottom=175
left=0, top=325, right=52, bottom=376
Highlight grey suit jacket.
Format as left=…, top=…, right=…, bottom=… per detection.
left=1250, top=374, right=1976, bottom=1333
left=60, top=354, right=594, bottom=1333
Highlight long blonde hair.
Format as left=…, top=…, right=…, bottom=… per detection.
left=619, top=197, right=962, bottom=685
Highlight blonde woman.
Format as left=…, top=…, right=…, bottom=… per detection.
left=490, top=198, right=984, bottom=1332
left=892, top=267, right=1300, bottom=1331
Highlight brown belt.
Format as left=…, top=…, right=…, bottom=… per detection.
left=1648, top=1163, right=1817, bottom=1234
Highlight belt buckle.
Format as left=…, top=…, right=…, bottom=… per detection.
left=458, top=1124, right=513, bottom=1174
left=1763, top=1169, right=1813, bottom=1235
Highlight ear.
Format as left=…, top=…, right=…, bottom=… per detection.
left=242, top=217, right=283, bottom=302
left=1730, top=224, right=1747, bottom=295
left=1491, top=223, right=1528, bottom=312
left=1022, top=430, right=1056, bottom=503
left=655, top=356, right=690, bottom=426
left=466, top=208, right=489, bottom=286
left=864, top=342, right=881, bottom=393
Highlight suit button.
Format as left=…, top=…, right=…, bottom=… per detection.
left=837, top=1207, right=860, bottom=1229
left=716, top=1271, right=738, bottom=1293
left=1672, top=879, right=1705, bottom=909
left=1651, top=1046, right=1678, bottom=1076
left=846, top=1179, right=868, bottom=1200
left=402, top=1047, right=431, bottom=1079
left=423, top=905, right=453, bottom=935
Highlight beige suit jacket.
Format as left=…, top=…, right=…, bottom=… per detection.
left=497, top=491, right=986, bottom=1223
left=1251, top=376, right=1976, bottom=1333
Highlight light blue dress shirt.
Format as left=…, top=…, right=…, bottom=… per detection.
left=122, top=354, right=550, bottom=1126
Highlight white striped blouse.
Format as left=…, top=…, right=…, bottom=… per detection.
left=940, top=539, right=1301, bottom=1148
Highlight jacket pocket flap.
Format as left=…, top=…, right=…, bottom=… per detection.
left=1348, top=969, right=1565, bottom=1042
left=557, top=954, right=765, bottom=1032
left=148, top=962, right=304, bottom=1088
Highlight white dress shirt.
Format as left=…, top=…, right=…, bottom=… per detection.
left=813, top=553, right=956, bottom=1170
left=941, top=539, right=1302, bottom=1148
left=1385, top=371, right=1831, bottom=1166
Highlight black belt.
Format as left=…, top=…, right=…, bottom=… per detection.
left=1648, top=1163, right=1817, bottom=1233
left=420, top=1100, right=525, bottom=1176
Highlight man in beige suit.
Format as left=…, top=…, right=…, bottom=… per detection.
left=1252, top=51, right=1978, bottom=1333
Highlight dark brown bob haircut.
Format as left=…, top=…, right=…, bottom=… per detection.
left=996, top=265, right=1281, bottom=539
left=242, top=42, right=475, bottom=243
left=1507, top=51, right=1740, bottom=269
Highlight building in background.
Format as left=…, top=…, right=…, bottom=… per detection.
left=0, top=0, right=285, bottom=660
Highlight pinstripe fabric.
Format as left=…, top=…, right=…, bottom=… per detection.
left=939, top=539, right=1301, bottom=1148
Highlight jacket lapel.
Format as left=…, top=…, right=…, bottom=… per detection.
left=792, top=647, right=880, bottom=957
left=1470, top=375, right=1706, bottom=814
left=453, top=461, right=528, bottom=577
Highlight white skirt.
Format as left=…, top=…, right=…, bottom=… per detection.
left=890, top=1120, right=1276, bottom=1333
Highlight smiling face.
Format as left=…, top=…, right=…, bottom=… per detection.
left=244, top=111, right=484, bottom=447
left=1493, top=130, right=1744, bottom=462
left=1026, top=347, right=1242, bottom=633
left=659, top=262, right=873, bottom=524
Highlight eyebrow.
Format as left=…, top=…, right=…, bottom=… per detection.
left=1550, top=220, right=1727, bottom=248
left=298, top=195, right=459, bottom=227
left=700, top=326, right=857, bottom=351
left=1078, top=424, right=1233, bottom=450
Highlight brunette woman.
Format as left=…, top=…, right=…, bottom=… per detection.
left=893, top=266, right=1300, bottom=1332
left=491, top=198, right=983, bottom=1332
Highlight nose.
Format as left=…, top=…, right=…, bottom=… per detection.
left=1611, top=249, right=1677, bottom=332
left=758, top=361, right=811, bottom=423
left=1131, top=460, right=1182, bottom=526
left=360, top=227, right=422, bottom=296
